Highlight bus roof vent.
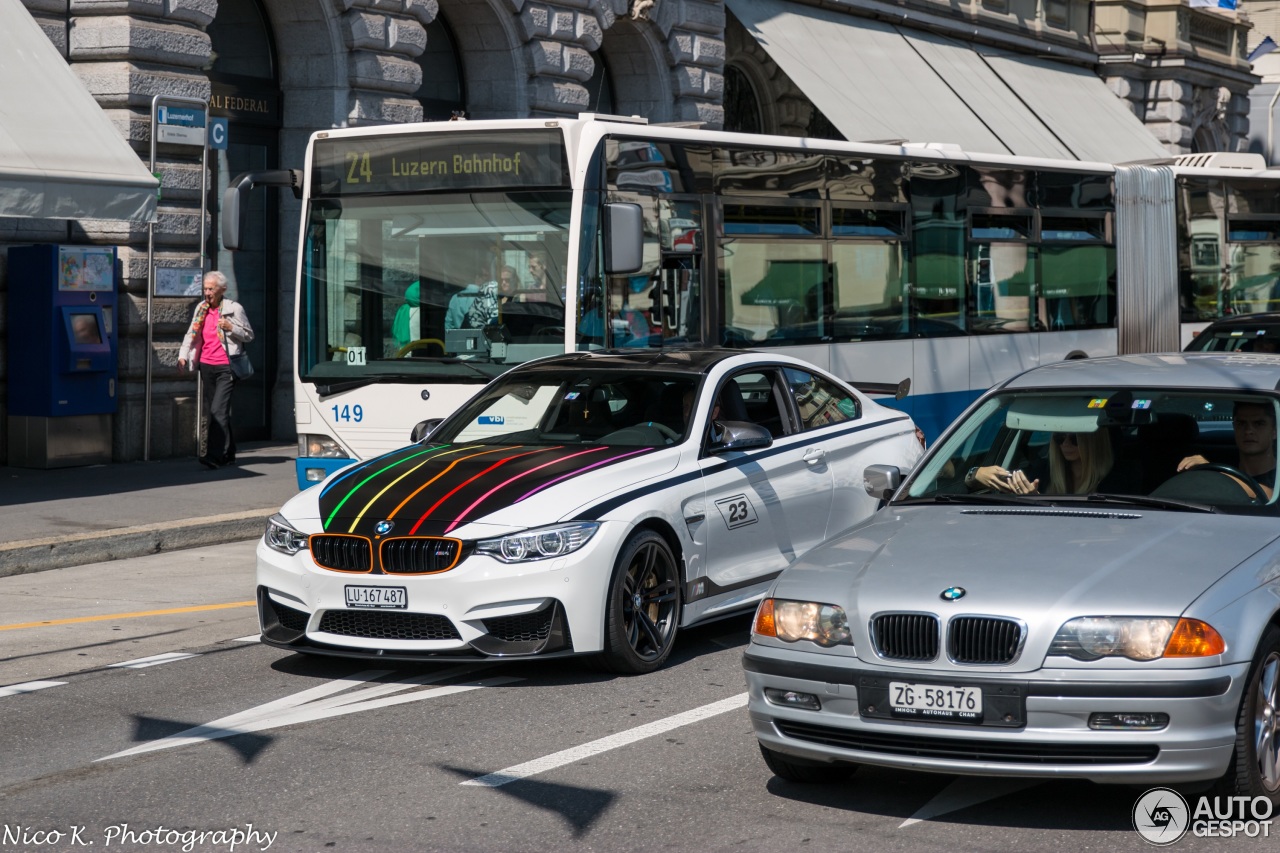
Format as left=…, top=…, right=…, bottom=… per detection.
left=1175, top=152, right=1267, bottom=170
left=579, top=112, right=649, bottom=125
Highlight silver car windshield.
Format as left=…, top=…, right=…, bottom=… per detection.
left=434, top=371, right=701, bottom=448
left=905, top=389, right=1280, bottom=512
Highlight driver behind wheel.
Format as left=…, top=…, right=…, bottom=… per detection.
left=1178, top=401, right=1277, bottom=499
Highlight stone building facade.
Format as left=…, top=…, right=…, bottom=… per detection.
left=0, top=0, right=1258, bottom=465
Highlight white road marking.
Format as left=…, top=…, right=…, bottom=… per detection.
left=899, top=777, right=1042, bottom=827
left=109, top=652, right=200, bottom=669
left=98, top=665, right=518, bottom=761
left=0, top=681, right=67, bottom=698
left=462, top=692, right=749, bottom=788
left=231, top=635, right=261, bottom=643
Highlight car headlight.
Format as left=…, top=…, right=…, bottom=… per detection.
left=264, top=513, right=309, bottom=556
left=299, top=434, right=349, bottom=459
left=475, top=522, right=599, bottom=563
left=752, top=599, right=851, bottom=647
left=1050, top=617, right=1225, bottom=661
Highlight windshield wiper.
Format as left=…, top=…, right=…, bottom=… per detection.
left=314, top=360, right=494, bottom=397
left=1081, top=493, right=1218, bottom=514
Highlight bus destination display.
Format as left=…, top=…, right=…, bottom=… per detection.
left=313, top=130, right=568, bottom=195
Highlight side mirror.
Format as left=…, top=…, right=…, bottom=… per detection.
left=410, top=418, right=444, bottom=443
left=709, top=421, right=772, bottom=453
left=863, top=464, right=902, bottom=501
left=603, top=202, right=643, bottom=275
left=223, top=169, right=302, bottom=250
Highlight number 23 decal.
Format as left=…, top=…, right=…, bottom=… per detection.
left=714, top=494, right=758, bottom=530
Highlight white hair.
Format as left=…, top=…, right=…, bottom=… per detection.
left=204, top=270, right=228, bottom=291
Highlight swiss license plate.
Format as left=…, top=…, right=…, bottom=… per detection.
left=889, top=681, right=983, bottom=721
left=344, top=585, right=407, bottom=610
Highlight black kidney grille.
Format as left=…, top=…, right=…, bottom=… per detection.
left=872, top=613, right=939, bottom=661
left=483, top=610, right=553, bottom=644
left=380, top=538, right=461, bottom=574
left=318, top=610, right=461, bottom=641
left=949, top=617, right=1022, bottom=664
left=310, top=535, right=372, bottom=572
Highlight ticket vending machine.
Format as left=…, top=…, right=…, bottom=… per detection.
left=7, top=245, right=119, bottom=467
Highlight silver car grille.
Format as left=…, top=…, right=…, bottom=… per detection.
left=871, top=613, right=939, bottom=661
left=947, top=616, right=1022, bottom=664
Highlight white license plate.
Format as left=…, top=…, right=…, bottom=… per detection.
left=889, top=681, right=983, bottom=721
left=344, top=585, right=407, bottom=609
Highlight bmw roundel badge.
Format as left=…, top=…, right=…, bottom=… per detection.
left=940, top=586, right=966, bottom=602
left=374, top=520, right=394, bottom=536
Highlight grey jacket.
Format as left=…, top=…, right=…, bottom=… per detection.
left=178, top=296, right=254, bottom=366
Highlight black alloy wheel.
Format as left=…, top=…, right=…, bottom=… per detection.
left=598, top=530, right=681, bottom=674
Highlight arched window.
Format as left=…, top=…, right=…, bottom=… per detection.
left=416, top=15, right=465, bottom=120
left=206, top=0, right=275, bottom=80
left=586, top=51, right=615, bottom=115
left=723, top=64, right=762, bottom=134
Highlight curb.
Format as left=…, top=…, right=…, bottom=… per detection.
left=0, top=508, right=276, bottom=578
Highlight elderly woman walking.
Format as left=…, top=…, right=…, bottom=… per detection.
left=178, top=271, right=254, bottom=469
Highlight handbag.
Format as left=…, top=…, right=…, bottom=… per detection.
left=229, top=351, right=254, bottom=380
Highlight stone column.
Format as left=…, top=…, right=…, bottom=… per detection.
left=341, top=0, right=434, bottom=126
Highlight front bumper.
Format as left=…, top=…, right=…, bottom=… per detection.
left=743, top=644, right=1249, bottom=785
left=255, top=521, right=628, bottom=660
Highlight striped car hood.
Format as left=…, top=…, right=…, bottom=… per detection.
left=316, top=443, right=660, bottom=537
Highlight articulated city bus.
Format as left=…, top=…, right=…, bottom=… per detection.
left=223, top=115, right=1280, bottom=487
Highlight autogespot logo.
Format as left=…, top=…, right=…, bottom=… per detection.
left=1133, top=787, right=1189, bottom=845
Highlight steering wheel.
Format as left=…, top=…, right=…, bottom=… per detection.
left=1187, top=462, right=1267, bottom=504
left=644, top=421, right=681, bottom=441
left=394, top=338, right=445, bottom=358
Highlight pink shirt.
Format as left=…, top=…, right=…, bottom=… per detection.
left=199, top=305, right=229, bottom=365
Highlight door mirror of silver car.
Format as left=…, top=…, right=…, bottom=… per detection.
left=410, top=418, right=444, bottom=443
left=709, top=421, right=772, bottom=453
left=863, top=464, right=902, bottom=501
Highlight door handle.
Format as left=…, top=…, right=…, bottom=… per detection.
left=803, top=448, right=826, bottom=465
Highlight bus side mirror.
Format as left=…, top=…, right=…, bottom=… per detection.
left=223, top=169, right=303, bottom=250
left=603, top=202, right=643, bottom=275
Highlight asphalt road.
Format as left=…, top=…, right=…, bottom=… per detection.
left=0, top=542, right=1270, bottom=852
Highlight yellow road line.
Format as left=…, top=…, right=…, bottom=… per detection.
left=0, top=601, right=256, bottom=631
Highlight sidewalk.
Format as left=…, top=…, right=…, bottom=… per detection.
left=0, top=441, right=301, bottom=577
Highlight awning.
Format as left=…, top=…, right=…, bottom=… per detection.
left=0, top=0, right=158, bottom=221
left=726, top=0, right=1170, bottom=164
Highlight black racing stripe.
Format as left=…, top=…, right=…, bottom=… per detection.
left=577, top=416, right=912, bottom=521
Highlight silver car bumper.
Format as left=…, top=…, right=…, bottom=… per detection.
left=744, top=645, right=1249, bottom=784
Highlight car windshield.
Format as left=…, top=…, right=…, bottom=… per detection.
left=902, top=388, right=1280, bottom=513
left=432, top=369, right=701, bottom=447
left=1186, top=325, right=1280, bottom=354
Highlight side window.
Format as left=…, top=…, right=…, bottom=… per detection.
left=783, top=368, right=859, bottom=430
left=715, top=370, right=790, bottom=438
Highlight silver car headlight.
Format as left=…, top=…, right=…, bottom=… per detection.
left=1050, top=616, right=1226, bottom=661
left=475, top=522, right=599, bottom=563
left=752, top=599, right=852, bottom=648
left=264, top=513, right=309, bottom=556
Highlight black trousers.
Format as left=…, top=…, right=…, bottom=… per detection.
left=199, top=363, right=236, bottom=464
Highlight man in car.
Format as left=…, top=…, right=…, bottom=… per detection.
left=1177, top=400, right=1277, bottom=499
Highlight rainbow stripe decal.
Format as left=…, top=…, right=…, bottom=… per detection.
left=316, top=444, right=655, bottom=537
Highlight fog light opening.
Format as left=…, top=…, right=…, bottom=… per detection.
left=764, top=688, right=821, bottom=711
left=1088, top=712, right=1169, bottom=731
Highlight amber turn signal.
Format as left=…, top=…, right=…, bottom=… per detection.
left=753, top=598, right=776, bottom=638
left=1163, top=618, right=1226, bottom=657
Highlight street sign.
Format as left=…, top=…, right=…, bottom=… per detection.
left=209, top=118, right=229, bottom=151
left=156, top=106, right=205, bottom=128
left=156, top=105, right=206, bottom=146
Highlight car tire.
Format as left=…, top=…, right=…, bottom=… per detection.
left=595, top=529, right=681, bottom=675
left=759, top=744, right=856, bottom=784
left=1220, top=623, right=1280, bottom=804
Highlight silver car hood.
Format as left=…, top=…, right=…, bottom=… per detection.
left=779, top=504, right=1279, bottom=671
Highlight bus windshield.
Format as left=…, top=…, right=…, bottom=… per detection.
left=298, top=190, right=573, bottom=383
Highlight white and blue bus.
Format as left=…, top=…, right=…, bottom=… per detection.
left=223, top=115, right=1280, bottom=487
